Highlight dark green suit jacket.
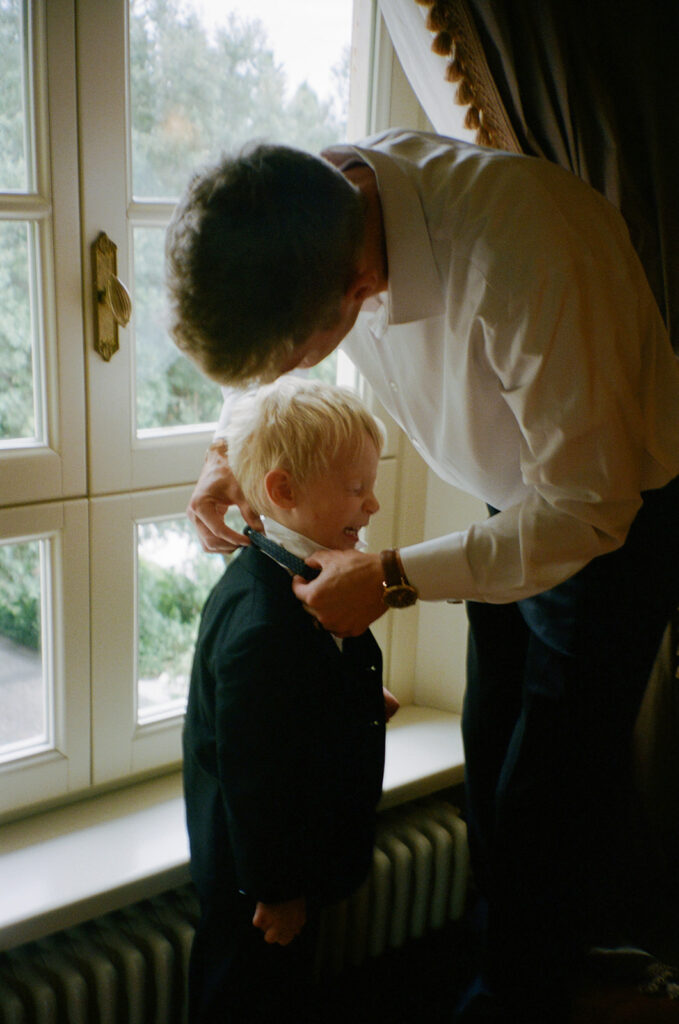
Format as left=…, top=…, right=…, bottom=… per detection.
left=183, top=544, right=385, bottom=911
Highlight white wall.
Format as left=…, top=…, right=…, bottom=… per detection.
left=390, top=441, right=485, bottom=713
left=414, top=466, right=485, bottom=711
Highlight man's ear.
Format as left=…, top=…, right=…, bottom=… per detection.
left=264, top=468, right=296, bottom=509
left=345, top=267, right=380, bottom=305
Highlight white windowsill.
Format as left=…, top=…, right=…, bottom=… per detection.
left=0, top=705, right=463, bottom=952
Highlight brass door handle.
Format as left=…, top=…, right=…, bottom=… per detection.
left=105, top=273, right=132, bottom=327
left=92, top=232, right=133, bottom=361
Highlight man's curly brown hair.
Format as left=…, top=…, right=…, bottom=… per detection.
left=165, top=143, right=366, bottom=386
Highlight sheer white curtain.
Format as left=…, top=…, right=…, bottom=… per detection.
left=376, top=0, right=475, bottom=142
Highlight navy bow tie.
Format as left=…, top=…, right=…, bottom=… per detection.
left=244, top=526, right=320, bottom=581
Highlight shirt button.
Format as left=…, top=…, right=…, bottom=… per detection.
left=389, top=381, right=398, bottom=392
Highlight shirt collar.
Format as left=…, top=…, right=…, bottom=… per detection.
left=260, top=516, right=367, bottom=560
left=324, top=141, right=445, bottom=326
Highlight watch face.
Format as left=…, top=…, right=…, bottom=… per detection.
left=383, top=584, right=418, bottom=608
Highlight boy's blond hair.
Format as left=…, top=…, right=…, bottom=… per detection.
left=225, top=377, right=384, bottom=516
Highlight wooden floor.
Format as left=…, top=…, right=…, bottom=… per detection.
left=572, top=983, right=679, bottom=1023
left=572, top=965, right=679, bottom=1023
left=321, top=925, right=679, bottom=1023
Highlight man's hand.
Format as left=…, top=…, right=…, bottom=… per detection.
left=252, top=897, right=307, bottom=946
left=292, top=549, right=386, bottom=637
left=187, top=442, right=262, bottom=553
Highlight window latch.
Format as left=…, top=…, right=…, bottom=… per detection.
left=92, top=232, right=132, bottom=361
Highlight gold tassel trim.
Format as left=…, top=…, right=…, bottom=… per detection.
left=416, top=0, right=518, bottom=151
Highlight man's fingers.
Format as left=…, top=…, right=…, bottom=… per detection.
left=241, top=506, right=264, bottom=533
left=192, top=518, right=246, bottom=553
left=188, top=500, right=262, bottom=553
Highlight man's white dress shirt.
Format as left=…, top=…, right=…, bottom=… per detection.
left=221, top=130, right=679, bottom=605
left=326, top=130, right=679, bottom=602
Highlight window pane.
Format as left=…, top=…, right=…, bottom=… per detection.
left=129, top=1, right=357, bottom=435
left=0, top=0, right=29, bottom=191
left=0, top=221, right=38, bottom=443
left=129, top=0, right=353, bottom=199
left=306, top=349, right=359, bottom=390
left=133, top=226, right=222, bottom=432
left=0, top=538, right=48, bottom=759
left=136, top=515, right=226, bottom=723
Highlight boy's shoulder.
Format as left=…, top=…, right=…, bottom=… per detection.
left=215, top=544, right=299, bottom=604
left=199, top=546, right=381, bottom=667
left=199, top=545, right=313, bottom=645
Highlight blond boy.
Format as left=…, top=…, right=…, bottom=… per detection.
left=183, top=378, right=390, bottom=1023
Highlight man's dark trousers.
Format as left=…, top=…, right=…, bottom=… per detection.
left=462, top=475, right=679, bottom=1016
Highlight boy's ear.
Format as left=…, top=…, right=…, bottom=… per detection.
left=264, top=468, right=296, bottom=509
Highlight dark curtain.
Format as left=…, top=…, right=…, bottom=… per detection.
left=417, top=0, right=679, bottom=353
left=416, top=0, right=679, bottom=929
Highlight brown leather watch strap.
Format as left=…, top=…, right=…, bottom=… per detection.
left=380, top=548, right=406, bottom=588
left=379, top=549, right=418, bottom=608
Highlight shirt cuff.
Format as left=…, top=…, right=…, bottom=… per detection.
left=400, top=531, right=480, bottom=602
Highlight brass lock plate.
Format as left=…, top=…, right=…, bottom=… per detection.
left=92, top=232, right=121, bottom=362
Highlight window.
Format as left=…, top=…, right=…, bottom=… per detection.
left=0, top=537, right=48, bottom=758
left=0, top=0, right=427, bottom=818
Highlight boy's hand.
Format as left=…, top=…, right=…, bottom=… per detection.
left=252, top=897, right=307, bottom=945
left=292, top=549, right=386, bottom=637
left=383, top=687, right=400, bottom=721
left=187, top=442, right=262, bottom=553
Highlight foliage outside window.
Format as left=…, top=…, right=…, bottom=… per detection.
left=130, top=0, right=350, bottom=432
left=0, top=0, right=360, bottom=787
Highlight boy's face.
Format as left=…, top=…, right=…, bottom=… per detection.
left=289, top=436, right=380, bottom=550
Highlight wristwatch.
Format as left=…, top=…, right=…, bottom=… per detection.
left=380, top=549, right=418, bottom=608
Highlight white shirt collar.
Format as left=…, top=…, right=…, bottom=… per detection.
left=322, top=139, right=445, bottom=326
left=260, top=516, right=367, bottom=558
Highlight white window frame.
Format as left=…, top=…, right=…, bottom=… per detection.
left=0, top=0, right=86, bottom=507
left=0, top=500, right=90, bottom=816
left=0, top=0, right=442, bottom=821
left=90, top=486, right=200, bottom=784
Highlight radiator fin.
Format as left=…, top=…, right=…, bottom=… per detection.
left=315, top=797, right=469, bottom=978
left=0, top=797, right=468, bottom=1020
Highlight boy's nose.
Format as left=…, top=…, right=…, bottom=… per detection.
left=364, top=492, right=380, bottom=515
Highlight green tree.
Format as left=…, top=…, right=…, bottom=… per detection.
left=129, top=0, right=349, bottom=430
left=0, top=0, right=26, bottom=190
left=0, top=221, right=33, bottom=440
left=137, top=519, right=226, bottom=683
left=0, top=1, right=34, bottom=441
left=129, top=0, right=347, bottom=199
left=0, top=541, right=40, bottom=650
left=0, top=0, right=350, bottom=669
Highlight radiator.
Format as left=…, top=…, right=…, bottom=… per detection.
left=0, top=797, right=468, bottom=1022
left=315, top=797, right=469, bottom=978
